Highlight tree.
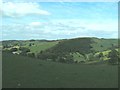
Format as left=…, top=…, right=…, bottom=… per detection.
left=29, top=43, right=32, bottom=46
left=99, top=52, right=104, bottom=60
left=19, top=47, right=30, bottom=56
left=57, top=57, right=66, bottom=63
left=100, top=45, right=103, bottom=47
left=80, top=53, right=88, bottom=60
left=111, top=44, right=114, bottom=47
left=108, top=49, right=118, bottom=65
left=10, top=48, right=18, bottom=52
left=79, top=61, right=85, bottom=64
left=40, top=50, right=43, bottom=54
left=3, top=44, right=10, bottom=48
left=88, top=53, right=94, bottom=61
left=27, top=52, right=35, bottom=58
left=65, top=54, right=74, bottom=63
left=19, top=47, right=30, bottom=52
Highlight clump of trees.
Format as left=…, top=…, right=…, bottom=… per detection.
left=2, top=45, right=11, bottom=49
left=98, top=52, right=104, bottom=61
left=10, top=48, right=18, bottom=52
left=29, top=43, right=34, bottom=46
left=87, top=52, right=103, bottom=61
left=19, top=47, right=36, bottom=58
left=36, top=50, right=74, bottom=63
left=19, top=47, right=30, bottom=56
left=27, top=52, right=35, bottom=58
left=108, top=49, right=119, bottom=65
left=37, top=52, right=56, bottom=60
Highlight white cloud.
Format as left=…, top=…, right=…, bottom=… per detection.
left=29, top=22, right=42, bottom=27
left=85, top=22, right=118, bottom=32
left=46, top=19, right=117, bottom=33
left=2, top=2, right=51, bottom=17
left=2, top=19, right=118, bottom=40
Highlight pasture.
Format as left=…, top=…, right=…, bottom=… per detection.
left=3, top=52, right=118, bottom=88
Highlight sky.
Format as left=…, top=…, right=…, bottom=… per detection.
left=1, top=1, right=118, bottom=40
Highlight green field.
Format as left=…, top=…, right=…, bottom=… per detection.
left=27, top=41, right=58, bottom=54
left=2, top=38, right=119, bottom=64
left=2, top=40, right=58, bottom=55
left=91, top=38, right=118, bottom=52
left=3, top=52, right=118, bottom=88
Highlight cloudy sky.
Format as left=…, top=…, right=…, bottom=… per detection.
left=1, top=1, right=118, bottom=40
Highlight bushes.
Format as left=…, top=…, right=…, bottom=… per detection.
left=99, top=52, right=103, bottom=58
left=88, top=53, right=94, bottom=61
left=37, top=51, right=74, bottom=63
left=37, top=52, right=58, bottom=61
left=79, top=61, right=85, bottom=64
left=87, top=52, right=104, bottom=61
left=56, top=57, right=66, bottom=63
left=19, top=47, right=30, bottom=52
left=19, top=47, right=30, bottom=56
left=108, top=49, right=118, bottom=65
left=27, top=52, right=35, bottom=58
left=10, top=48, right=18, bottom=52
left=64, top=54, right=74, bottom=63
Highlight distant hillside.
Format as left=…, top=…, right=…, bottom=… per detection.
left=37, top=37, right=119, bottom=64
left=2, top=40, right=59, bottom=56
left=2, top=37, right=119, bottom=64
left=47, top=37, right=93, bottom=54
left=91, top=38, right=118, bottom=52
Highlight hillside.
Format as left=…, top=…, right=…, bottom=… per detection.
left=2, top=37, right=119, bottom=64
left=3, top=52, right=118, bottom=88
left=36, top=37, right=119, bottom=64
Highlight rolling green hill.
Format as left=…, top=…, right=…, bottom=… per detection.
left=3, top=52, right=118, bottom=88
left=27, top=41, right=58, bottom=54
left=2, top=40, right=58, bottom=54
left=2, top=37, right=119, bottom=88
left=91, top=38, right=118, bottom=52
left=47, top=37, right=118, bottom=53
left=36, top=37, right=118, bottom=64
left=2, top=37, right=119, bottom=64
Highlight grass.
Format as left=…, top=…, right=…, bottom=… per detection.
left=27, top=41, right=58, bottom=54
left=3, top=52, right=118, bottom=88
left=91, top=38, right=118, bottom=52
left=95, top=50, right=111, bottom=61
left=71, top=52, right=85, bottom=62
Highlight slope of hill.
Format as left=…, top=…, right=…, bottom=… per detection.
left=36, top=37, right=118, bottom=64
left=91, top=38, right=118, bottom=52
left=2, top=40, right=58, bottom=55
left=27, top=41, right=58, bottom=55
left=3, top=52, right=118, bottom=88
left=47, top=37, right=118, bottom=53
left=2, top=37, right=119, bottom=64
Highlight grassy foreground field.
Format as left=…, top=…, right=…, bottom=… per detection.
left=3, top=52, right=118, bottom=88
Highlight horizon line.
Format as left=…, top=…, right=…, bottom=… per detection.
left=1, top=37, right=119, bottom=41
